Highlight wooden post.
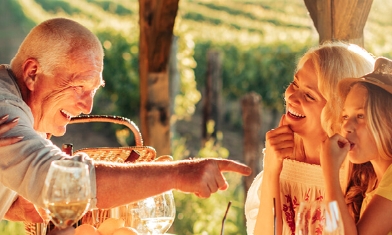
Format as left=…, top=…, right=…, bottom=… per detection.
left=202, top=50, right=222, bottom=145
left=241, top=92, right=263, bottom=198
left=169, top=36, right=179, bottom=142
left=139, top=0, right=179, bottom=156
left=304, top=0, right=373, bottom=47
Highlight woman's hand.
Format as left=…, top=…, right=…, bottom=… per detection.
left=263, top=114, right=294, bottom=174
left=0, top=115, right=23, bottom=146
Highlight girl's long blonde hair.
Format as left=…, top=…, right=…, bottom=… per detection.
left=344, top=82, right=392, bottom=222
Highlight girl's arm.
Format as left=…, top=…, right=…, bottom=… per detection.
left=357, top=195, right=392, bottom=234
left=321, top=134, right=358, bottom=235
left=357, top=164, right=392, bottom=234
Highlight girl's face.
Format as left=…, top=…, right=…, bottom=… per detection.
left=284, top=59, right=327, bottom=139
left=341, top=84, right=378, bottom=163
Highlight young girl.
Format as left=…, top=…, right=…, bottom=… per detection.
left=321, top=56, right=392, bottom=234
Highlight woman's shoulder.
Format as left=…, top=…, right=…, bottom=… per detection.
left=246, top=171, right=264, bottom=206
left=244, top=170, right=263, bottom=235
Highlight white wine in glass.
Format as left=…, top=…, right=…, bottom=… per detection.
left=42, top=160, right=91, bottom=230
left=135, top=191, right=176, bottom=235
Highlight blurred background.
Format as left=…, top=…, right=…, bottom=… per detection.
left=0, top=0, right=391, bottom=234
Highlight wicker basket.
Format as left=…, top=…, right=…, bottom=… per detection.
left=25, top=115, right=157, bottom=234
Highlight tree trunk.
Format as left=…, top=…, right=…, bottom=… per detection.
left=169, top=36, right=180, bottom=145
left=139, top=0, right=179, bottom=156
left=202, top=50, right=222, bottom=145
left=241, top=92, right=263, bottom=199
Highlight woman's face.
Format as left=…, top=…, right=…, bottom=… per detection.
left=284, top=59, right=327, bottom=139
left=341, top=84, right=377, bottom=163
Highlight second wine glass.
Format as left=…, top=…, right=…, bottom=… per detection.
left=131, top=190, right=176, bottom=235
left=42, top=160, right=91, bottom=230
left=295, top=200, right=344, bottom=235
left=321, top=201, right=344, bottom=235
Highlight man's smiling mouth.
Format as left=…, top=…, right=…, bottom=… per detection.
left=60, top=109, right=75, bottom=120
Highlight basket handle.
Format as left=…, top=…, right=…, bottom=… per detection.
left=69, top=115, right=144, bottom=146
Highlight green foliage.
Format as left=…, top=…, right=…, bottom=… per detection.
left=194, top=1, right=310, bottom=29
left=172, top=17, right=201, bottom=120
left=93, top=29, right=141, bottom=119
left=171, top=124, right=244, bottom=235
left=7, top=0, right=36, bottom=33
left=34, top=0, right=83, bottom=15
left=86, top=0, right=134, bottom=15
left=173, top=174, right=246, bottom=235
left=0, top=221, right=25, bottom=235
left=193, top=41, right=310, bottom=113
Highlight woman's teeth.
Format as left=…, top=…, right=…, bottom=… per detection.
left=288, top=109, right=305, bottom=118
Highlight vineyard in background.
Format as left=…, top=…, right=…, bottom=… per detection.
left=1, top=0, right=392, bottom=234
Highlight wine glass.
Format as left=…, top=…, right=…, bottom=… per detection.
left=321, top=201, right=344, bottom=235
left=42, top=160, right=91, bottom=230
left=131, top=190, right=176, bottom=234
left=295, top=200, right=344, bottom=235
left=295, top=201, right=313, bottom=235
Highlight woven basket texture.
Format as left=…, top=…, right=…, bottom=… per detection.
left=25, top=115, right=156, bottom=234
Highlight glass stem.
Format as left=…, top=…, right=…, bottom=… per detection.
left=39, top=221, right=48, bottom=235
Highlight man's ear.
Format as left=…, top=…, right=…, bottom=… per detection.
left=22, top=58, right=39, bottom=91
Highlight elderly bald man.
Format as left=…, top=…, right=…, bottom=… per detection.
left=0, top=18, right=251, bottom=223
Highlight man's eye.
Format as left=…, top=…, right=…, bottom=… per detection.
left=290, top=81, right=299, bottom=88
left=73, top=86, right=84, bottom=94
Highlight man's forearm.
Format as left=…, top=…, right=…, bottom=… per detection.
left=4, top=196, right=42, bottom=223
left=95, top=161, right=175, bottom=208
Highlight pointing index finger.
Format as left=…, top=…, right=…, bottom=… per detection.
left=217, top=159, right=252, bottom=176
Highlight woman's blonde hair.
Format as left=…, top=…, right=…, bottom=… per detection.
left=292, top=41, right=375, bottom=159
left=10, top=18, right=103, bottom=79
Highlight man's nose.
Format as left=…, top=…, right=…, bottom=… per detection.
left=78, top=93, right=94, bottom=114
